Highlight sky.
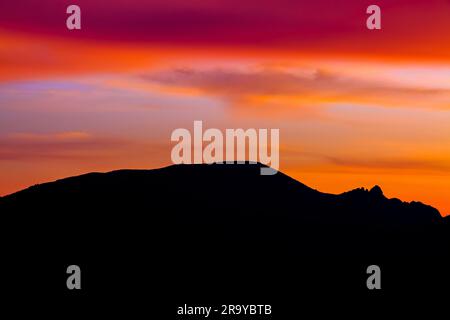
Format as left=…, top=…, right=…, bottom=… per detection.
left=0, top=0, right=450, bottom=215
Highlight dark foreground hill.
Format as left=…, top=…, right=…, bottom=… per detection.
left=1, top=163, right=449, bottom=314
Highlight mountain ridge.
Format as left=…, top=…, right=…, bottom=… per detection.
left=0, top=163, right=443, bottom=225
left=0, top=163, right=445, bottom=217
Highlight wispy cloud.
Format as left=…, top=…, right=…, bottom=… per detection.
left=0, top=131, right=128, bottom=161
left=321, top=155, right=450, bottom=173
left=141, top=65, right=450, bottom=109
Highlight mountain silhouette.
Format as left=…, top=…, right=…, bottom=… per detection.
left=1, top=163, right=449, bottom=311
left=1, top=163, right=447, bottom=256
left=1, top=162, right=443, bottom=227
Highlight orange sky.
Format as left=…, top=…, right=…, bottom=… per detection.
left=1, top=1, right=450, bottom=215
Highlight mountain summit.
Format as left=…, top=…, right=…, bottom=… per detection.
left=369, top=185, right=383, bottom=197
